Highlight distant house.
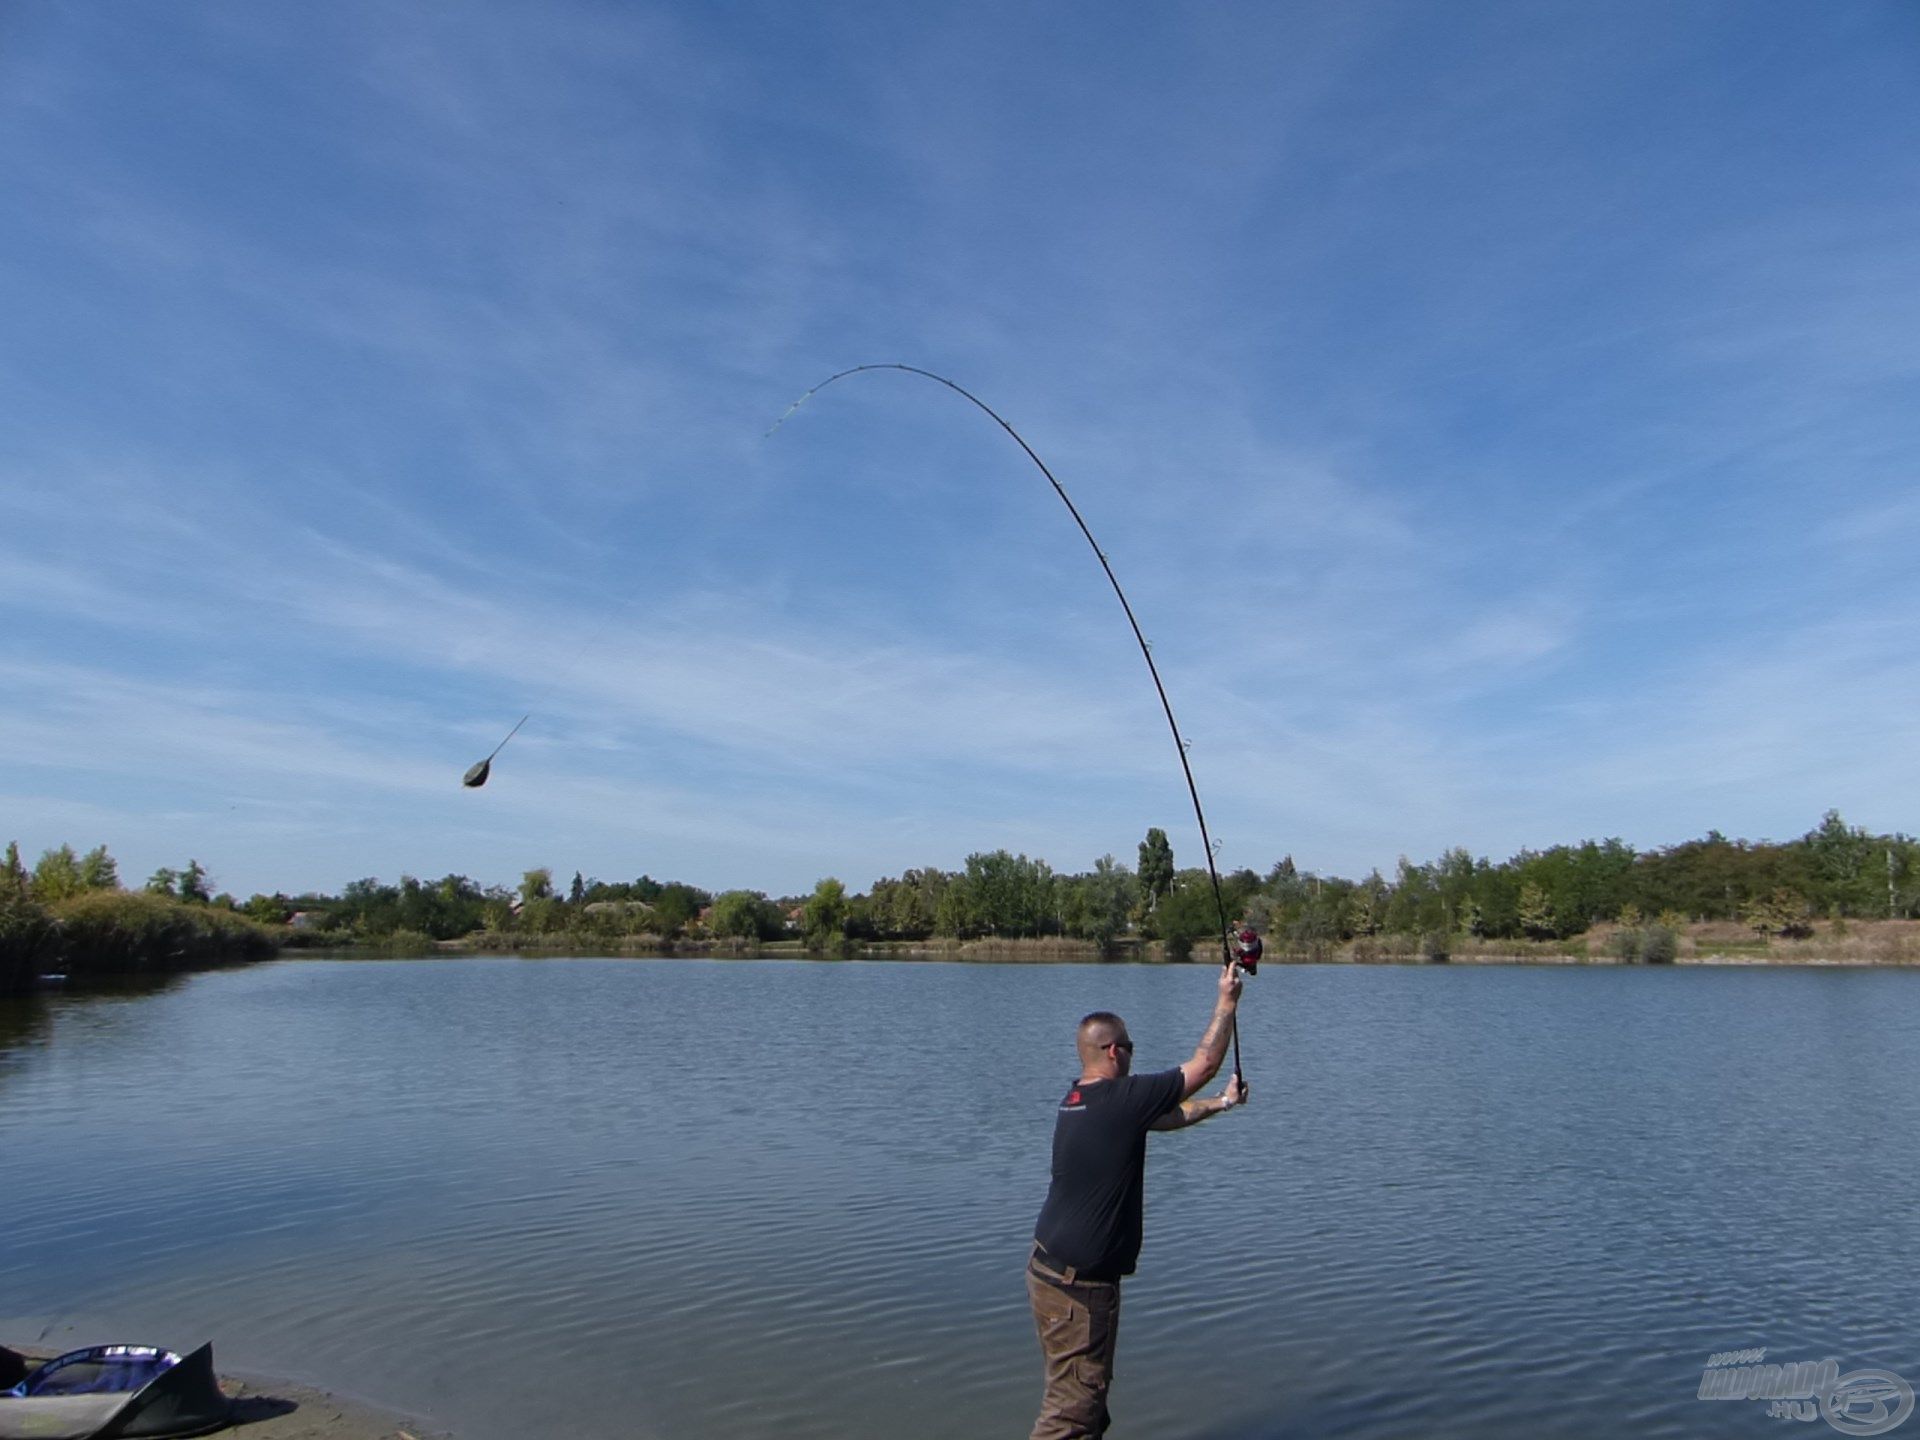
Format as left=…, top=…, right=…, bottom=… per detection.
left=288, top=911, right=320, bottom=931
left=786, top=905, right=805, bottom=932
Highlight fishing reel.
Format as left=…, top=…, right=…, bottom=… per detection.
left=1231, top=927, right=1262, bottom=975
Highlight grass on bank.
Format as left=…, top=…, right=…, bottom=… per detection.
left=1, top=889, right=279, bottom=993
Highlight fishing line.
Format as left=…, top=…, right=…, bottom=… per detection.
left=771, top=363, right=1246, bottom=1081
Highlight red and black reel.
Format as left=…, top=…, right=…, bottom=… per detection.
left=1232, top=927, right=1262, bottom=975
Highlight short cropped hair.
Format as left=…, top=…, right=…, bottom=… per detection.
left=1076, top=1011, right=1127, bottom=1062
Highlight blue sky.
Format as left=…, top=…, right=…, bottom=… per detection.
left=3, top=2, right=1917, bottom=900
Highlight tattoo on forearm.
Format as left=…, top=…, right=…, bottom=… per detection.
left=1160, top=1093, right=1236, bottom=1131
left=1198, top=1001, right=1232, bottom=1063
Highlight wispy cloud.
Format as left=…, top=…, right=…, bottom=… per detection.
left=2, top=2, right=1915, bottom=893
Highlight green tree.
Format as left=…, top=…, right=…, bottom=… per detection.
left=933, top=875, right=982, bottom=938
left=1517, top=881, right=1556, bottom=940
left=78, top=845, right=119, bottom=891
left=1218, top=867, right=1263, bottom=925
left=1513, top=848, right=1581, bottom=935
left=569, top=871, right=586, bottom=906
left=178, top=861, right=212, bottom=905
left=2, top=842, right=27, bottom=894
left=338, top=877, right=400, bottom=935
left=1803, top=810, right=1877, bottom=916
left=803, top=877, right=850, bottom=952
left=390, top=875, right=483, bottom=939
left=963, top=850, right=1054, bottom=936
left=1744, top=887, right=1811, bottom=939
left=711, top=889, right=782, bottom=941
left=1434, top=847, right=1476, bottom=934
left=1282, top=879, right=1348, bottom=960
left=519, top=868, right=555, bottom=906
left=242, top=893, right=291, bottom=925
left=866, top=868, right=949, bottom=939
left=1347, top=870, right=1387, bottom=936
left=1138, top=828, right=1174, bottom=916
left=519, top=896, right=564, bottom=933
left=30, top=845, right=85, bottom=904
left=1154, top=871, right=1220, bottom=962
left=1384, top=857, right=1443, bottom=935
left=1085, top=854, right=1139, bottom=952
left=653, top=883, right=708, bottom=938
left=1060, top=855, right=1138, bottom=953
left=146, top=866, right=180, bottom=898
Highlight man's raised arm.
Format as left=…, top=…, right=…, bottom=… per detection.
left=1177, top=960, right=1242, bottom=1099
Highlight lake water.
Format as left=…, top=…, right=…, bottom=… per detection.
left=3, top=958, right=1917, bottom=1439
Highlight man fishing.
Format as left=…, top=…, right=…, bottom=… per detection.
left=1026, top=959, right=1248, bottom=1439
left=775, top=366, right=1257, bottom=1432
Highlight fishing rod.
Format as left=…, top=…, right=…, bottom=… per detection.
left=771, top=363, right=1248, bottom=1081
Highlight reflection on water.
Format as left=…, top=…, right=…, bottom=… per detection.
left=0, top=994, right=52, bottom=1080
left=0, top=974, right=190, bottom=1091
left=2, top=958, right=1917, bottom=1440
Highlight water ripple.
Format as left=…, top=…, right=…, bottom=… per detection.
left=4, top=959, right=1918, bottom=1439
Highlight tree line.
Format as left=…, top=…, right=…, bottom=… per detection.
left=801, top=810, right=1920, bottom=957
left=5, top=811, right=1914, bottom=973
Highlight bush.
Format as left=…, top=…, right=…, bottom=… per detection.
left=1282, top=913, right=1339, bottom=963
left=1745, top=887, right=1813, bottom=940
left=1420, top=930, right=1451, bottom=963
left=1152, top=881, right=1218, bottom=963
left=50, top=890, right=278, bottom=979
left=1607, top=928, right=1643, bottom=963
left=710, top=890, right=785, bottom=942
left=0, top=888, right=61, bottom=993
left=1376, top=932, right=1420, bottom=961
left=367, top=927, right=438, bottom=954
left=1641, top=925, right=1678, bottom=964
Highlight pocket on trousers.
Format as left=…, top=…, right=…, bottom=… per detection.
left=1068, top=1353, right=1113, bottom=1399
left=1029, top=1272, right=1089, bottom=1352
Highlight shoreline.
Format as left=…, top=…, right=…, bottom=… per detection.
left=3, top=1343, right=450, bottom=1440
left=384, top=916, right=1920, bottom=968
left=356, top=939, right=1920, bottom=967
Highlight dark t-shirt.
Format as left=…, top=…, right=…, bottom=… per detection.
left=1032, top=1067, right=1186, bottom=1281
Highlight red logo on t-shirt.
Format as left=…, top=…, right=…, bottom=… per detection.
left=1066, top=1090, right=1081, bottom=1105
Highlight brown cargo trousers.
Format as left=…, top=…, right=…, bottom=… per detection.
left=1027, top=1246, right=1123, bottom=1439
